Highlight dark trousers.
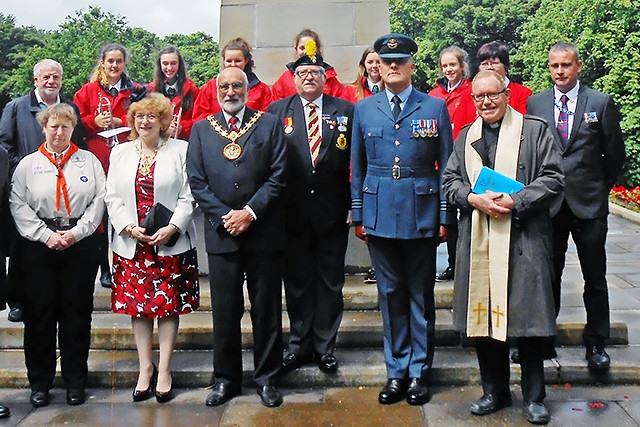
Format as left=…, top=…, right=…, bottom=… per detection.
left=208, top=250, right=282, bottom=387
left=476, top=337, right=546, bottom=403
left=552, top=202, right=609, bottom=346
left=20, top=234, right=99, bottom=391
left=368, top=236, right=437, bottom=380
left=445, top=218, right=458, bottom=269
left=283, top=225, right=348, bottom=356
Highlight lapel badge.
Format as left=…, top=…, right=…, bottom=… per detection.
left=584, top=111, right=598, bottom=123
left=336, top=133, right=348, bottom=150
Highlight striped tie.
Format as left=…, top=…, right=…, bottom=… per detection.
left=307, top=103, right=321, bottom=166
left=556, top=94, right=570, bottom=145
left=228, top=116, right=239, bottom=132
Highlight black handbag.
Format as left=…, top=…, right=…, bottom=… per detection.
left=141, top=203, right=180, bottom=247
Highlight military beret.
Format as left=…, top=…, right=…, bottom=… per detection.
left=374, top=33, right=418, bottom=58
left=293, top=39, right=326, bottom=70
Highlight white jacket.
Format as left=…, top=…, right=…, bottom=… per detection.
left=105, top=138, right=197, bottom=258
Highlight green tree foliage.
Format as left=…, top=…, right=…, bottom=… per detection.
left=163, top=32, right=219, bottom=87
left=0, top=14, right=44, bottom=106
left=518, top=0, right=640, bottom=186
left=389, top=0, right=540, bottom=91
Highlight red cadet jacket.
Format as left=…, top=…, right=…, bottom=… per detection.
left=147, top=78, right=200, bottom=140
left=428, top=78, right=477, bottom=140
left=271, top=63, right=346, bottom=101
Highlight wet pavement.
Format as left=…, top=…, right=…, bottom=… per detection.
left=1, top=206, right=640, bottom=426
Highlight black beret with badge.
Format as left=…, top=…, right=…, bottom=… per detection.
left=293, top=39, right=326, bottom=69
left=374, top=33, right=418, bottom=58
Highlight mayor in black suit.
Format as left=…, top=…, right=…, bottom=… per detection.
left=526, top=42, right=626, bottom=370
left=267, top=43, right=354, bottom=374
left=187, top=67, right=287, bottom=408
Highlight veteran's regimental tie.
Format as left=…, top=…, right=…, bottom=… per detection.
left=557, top=94, right=570, bottom=145
left=307, top=103, right=321, bottom=166
left=392, top=95, right=401, bottom=120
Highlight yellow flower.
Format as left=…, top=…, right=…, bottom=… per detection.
left=305, top=39, right=317, bottom=63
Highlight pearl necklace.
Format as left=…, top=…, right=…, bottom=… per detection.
left=135, top=138, right=167, bottom=175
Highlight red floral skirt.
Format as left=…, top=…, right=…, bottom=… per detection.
left=111, top=245, right=199, bottom=318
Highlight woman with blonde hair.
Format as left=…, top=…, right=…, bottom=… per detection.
left=105, top=93, right=199, bottom=403
left=345, top=47, right=384, bottom=103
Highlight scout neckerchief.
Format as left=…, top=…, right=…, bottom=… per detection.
left=38, top=142, right=80, bottom=217
left=464, top=106, right=523, bottom=342
left=207, top=111, right=263, bottom=160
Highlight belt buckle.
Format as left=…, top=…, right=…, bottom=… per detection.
left=392, top=164, right=401, bottom=180
left=54, top=217, right=70, bottom=227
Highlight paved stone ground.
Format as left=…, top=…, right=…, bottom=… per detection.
left=1, top=211, right=640, bottom=426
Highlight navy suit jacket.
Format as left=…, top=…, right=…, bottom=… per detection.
left=267, top=94, right=353, bottom=233
left=187, top=108, right=287, bottom=254
left=351, top=88, right=453, bottom=239
left=527, top=85, right=625, bottom=218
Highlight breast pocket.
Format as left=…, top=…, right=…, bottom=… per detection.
left=364, top=127, right=383, bottom=159
left=414, top=178, right=439, bottom=231
left=362, top=176, right=379, bottom=230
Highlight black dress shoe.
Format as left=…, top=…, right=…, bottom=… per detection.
left=524, top=401, right=550, bottom=424
left=66, top=389, right=86, bottom=405
left=30, top=390, right=50, bottom=408
left=281, top=352, right=313, bottom=372
left=0, top=403, right=9, bottom=418
left=133, top=364, right=157, bottom=402
left=257, top=385, right=283, bottom=408
left=406, top=378, right=429, bottom=405
left=205, top=381, right=241, bottom=406
left=435, top=266, right=454, bottom=282
left=317, top=353, right=338, bottom=373
left=155, top=387, right=173, bottom=403
left=511, top=349, right=521, bottom=364
left=364, top=268, right=377, bottom=284
left=469, top=393, right=512, bottom=415
left=378, top=378, right=406, bottom=404
left=586, top=346, right=611, bottom=370
left=7, top=307, right=23, bottom=322
left=100, top=270, right=112, bottom=288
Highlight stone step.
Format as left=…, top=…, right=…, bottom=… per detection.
left=0, top=346, right=637, bottom=389
left=0, top=310, right=627, bottom=350
left=92, top=275, right=455, bottom=312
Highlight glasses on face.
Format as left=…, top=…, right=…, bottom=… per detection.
left=380, top=57, right=410, bottom=66
left=218, top=82, right=245, bottom=91
left=471, top=89, right=506, bottom=102
left=479, top=59, right=503, bottom=68
left=134, top=114, right=158, bottom=122
left=294, top=69, right=324, bottom=79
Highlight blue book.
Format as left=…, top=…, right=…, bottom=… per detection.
left=472, top=166, right=525, bottom=194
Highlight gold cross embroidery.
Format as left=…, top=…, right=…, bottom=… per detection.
left=472, top=301, right=486, bottom=325
left=492, top=305, right=505, bottom=329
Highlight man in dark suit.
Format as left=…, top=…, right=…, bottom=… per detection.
left=0, top=146, right=11, bottom=419
left=527, top=42, right=626, bottom=371
left=187, top=67, right=287, bottom=408
left=351, top=34, right=453, bottom=405
left=0, top=58, right=86, bottom=321
left=267, top=41, right=354, bottom=374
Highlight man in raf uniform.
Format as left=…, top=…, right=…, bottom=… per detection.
left=187, top=67, right=287, bottom=408
left=351, top=34, right=453, bottom=405
left=268, top=40, right=354, bottom=374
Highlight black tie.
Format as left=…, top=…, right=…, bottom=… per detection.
left=392, top=95, right=401, bottom=120
left=108, top=87, right=118, bottom=98
left=166, top=87, right=177, bottom=98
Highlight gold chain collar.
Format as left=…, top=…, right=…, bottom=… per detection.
left=207, top=111, right=263, bottom=143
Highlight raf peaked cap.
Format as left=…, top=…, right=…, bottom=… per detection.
left=374, top=34, right=418, bottom=58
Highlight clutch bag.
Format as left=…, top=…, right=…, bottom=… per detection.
left=141, top=202, right=180, bottom=247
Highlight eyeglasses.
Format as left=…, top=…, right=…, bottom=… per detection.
left=479, top=59, right=504, bottom=68
left=471, top=89, right=506, bottom=102
left=217, top=82, right=245, bottom=91
left=380, top=57, right=410, bottom=66
left=134, top=114, right=158, bottom=122
left=294, top=69, right=324, bottom=78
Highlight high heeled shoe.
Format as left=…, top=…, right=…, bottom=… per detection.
left=155, top=374, right=173, bottom=403
left=132, top=364, right=157, bottom=402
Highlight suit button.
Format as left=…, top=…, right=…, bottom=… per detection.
left=312, top=170, right=316, bottom=174
left=394, top=124, right=400, bottom=130
left=310, top=190, right=315, bottom=194
left=394, top=140, right=400, bottom=146
left=364, top=186, right=369, bottom=191
left=234, top=183, right=239, bottom=189
left=394, top=156, right=400, bottom=163
left=234, top=162, right=239, bottom=167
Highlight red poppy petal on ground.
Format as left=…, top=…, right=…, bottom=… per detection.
left=625, top=395, right=631, bottom=400
left=564, top=383, right=572, bottom=389
left=588, top=401, right=605, bottom=409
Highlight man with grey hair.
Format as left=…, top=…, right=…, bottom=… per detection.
left=187, top=67, right=287, bottom=408
left=0, top=58, right=85, bottom=323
